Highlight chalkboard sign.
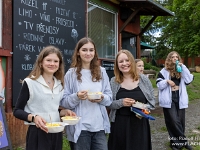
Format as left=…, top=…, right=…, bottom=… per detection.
left=0, top=101, right=12, bottom=150
left=13, top=0, right=86, bottom=105
left=102, top=60, right=115, bottom=80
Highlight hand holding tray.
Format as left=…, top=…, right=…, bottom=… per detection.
left=130, top=107, right=155, bottom=120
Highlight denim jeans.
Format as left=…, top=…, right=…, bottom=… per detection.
left=70, top=130, right=108, bottom=150
left=163, top=90, right=186, bottom=149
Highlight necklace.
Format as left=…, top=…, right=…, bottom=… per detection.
left=46, top=78, right=54, bottom=85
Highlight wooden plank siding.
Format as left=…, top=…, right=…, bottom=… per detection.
left=6, top=113, right=28, bottom=148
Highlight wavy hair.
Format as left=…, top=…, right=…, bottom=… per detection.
left=114, top=50, right=139, bottom=83
left=27, top=45, right=65, bottom=86
left=70, top=37, right=101, bottom=82
left=165, top=51, right=182, bottom=78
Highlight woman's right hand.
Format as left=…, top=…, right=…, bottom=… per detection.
left=167, top=80, right=175, bottom=87
left=123, top=98, right=135, bottom=107
left=34, top=115, right=48, bottom=133
left=77, top=90, right=88, bottom=100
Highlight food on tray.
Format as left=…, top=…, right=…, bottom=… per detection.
left=87, top=92, right=102, bottom=99
left=132, top=101, right=147, bottom=109
left=45, top=122, right=66, bottom=133
left=87, top=92, right=102, bottom=95
left=46, top=123, right=61, bottom=127
left=62, top=116, right=78, bottom=120
left=61, top=116, right=80, bottom=125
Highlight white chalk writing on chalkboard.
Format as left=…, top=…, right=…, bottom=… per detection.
left=22, top=64, right=34, bottom=70
left=19, top=8, right=33, bottom=18
left=21, top=0, right=38, bottom=9
left=73, top=12, right=77, bottom=19
left=56, top=17, right=74, bottom=28
left=50, top=0, right=66, bottom=5
left=40, top=12, right=50, bottom=22
left=24, top=54, right=31, bottom=61
left=36, top=23, right=59, bottom=34
left=56, top=7, right=70, bottom=17
left=42, top=3, right=47, bottom=10
left=24, top=21, right=34, bottom=30
left=66, top=59, right=71, bottom=64
left=23, top=33, right=45, bottom=43
left=13, top=0, right=86, bottom=106
left=64, top=49, right=74, bottom=56
left=37, top=46, right=46, bottom=52
left=18, top=43, right=36, bottom=52
left=49, top=37, right=65, bottom=45
left=71, top=29, right=78, bottom=43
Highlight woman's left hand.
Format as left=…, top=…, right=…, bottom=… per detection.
left=34, top=115, right=48, bottom=133
left=88, top=95, right=104, bottom=103
left=123, top=98, right=135, bottom=107
left=60, top=109, right=76, bottom=117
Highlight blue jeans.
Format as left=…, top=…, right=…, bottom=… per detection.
left=70, top=130, right=108, bottom=150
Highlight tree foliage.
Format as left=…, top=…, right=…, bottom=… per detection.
left=141, top=0, right=200, bottom=67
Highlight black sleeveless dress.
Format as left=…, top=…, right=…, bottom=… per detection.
left=108, top=86, right=152, bottom=150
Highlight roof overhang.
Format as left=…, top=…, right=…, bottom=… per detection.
left=111, top=0, right=175, bottom=16
left=109, top=0, right=174, bottom=35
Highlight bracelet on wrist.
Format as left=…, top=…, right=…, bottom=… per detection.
left=32, top=115, right=38, bottom=122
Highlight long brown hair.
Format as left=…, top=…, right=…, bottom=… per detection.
left=70, top=37, right=101, bottom=82
left=165, top=51, right=182, bottom=78
left=27, top=45, right=65, bottom=86
left=114, top=50, right=139, bottom=83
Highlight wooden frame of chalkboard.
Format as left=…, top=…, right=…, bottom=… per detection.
left=12, top=0, right=86, bottom=106
left=0, top=101, right=13, bottom=150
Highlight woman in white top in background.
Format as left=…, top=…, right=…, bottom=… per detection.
left=61, top=37, right=112, bottom=150
left=156, top=51, right=193, bottom=150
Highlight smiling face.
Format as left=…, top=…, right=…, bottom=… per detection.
left=41, top=53, right=60, bottom=75
left=136, top=60, right=144, bottom=74
left=117, top=53, right=131, bottom=74
left=78, top=42, right=95, bottom=65
left=171, top=53, right=179, bottom=64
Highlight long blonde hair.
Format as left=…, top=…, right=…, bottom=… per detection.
left=114, top=50, right=139, bottom=83
left=27, top=45, right=65, bottom=86
left=70, top=37, right=101, bottom=82
left=165, top=51, right=182, bottom=78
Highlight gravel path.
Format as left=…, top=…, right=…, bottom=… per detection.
left=150, top=89, right=200, bottom=150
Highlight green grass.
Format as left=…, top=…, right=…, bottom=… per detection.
left=187, top=72, right=200, bottom=101
left=14, top=148, right=23, bottom=150
left=62, top=136, right=70, bottom=150
left=159, top=126, right=168, bottom=132
left=150, top=78, right=157, bottom=88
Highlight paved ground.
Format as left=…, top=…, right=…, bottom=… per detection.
left=150, top=88, right=200, bottom=150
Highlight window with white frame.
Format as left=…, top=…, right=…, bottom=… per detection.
left=88, top=2, right=117, bottom=59
left=0, top=0, right=2, bottom=47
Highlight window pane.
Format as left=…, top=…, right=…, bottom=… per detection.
left=88, top=3, right=117, bottom=59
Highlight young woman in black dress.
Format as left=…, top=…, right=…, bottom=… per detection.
left=108, top=50, right=155, bottom=150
